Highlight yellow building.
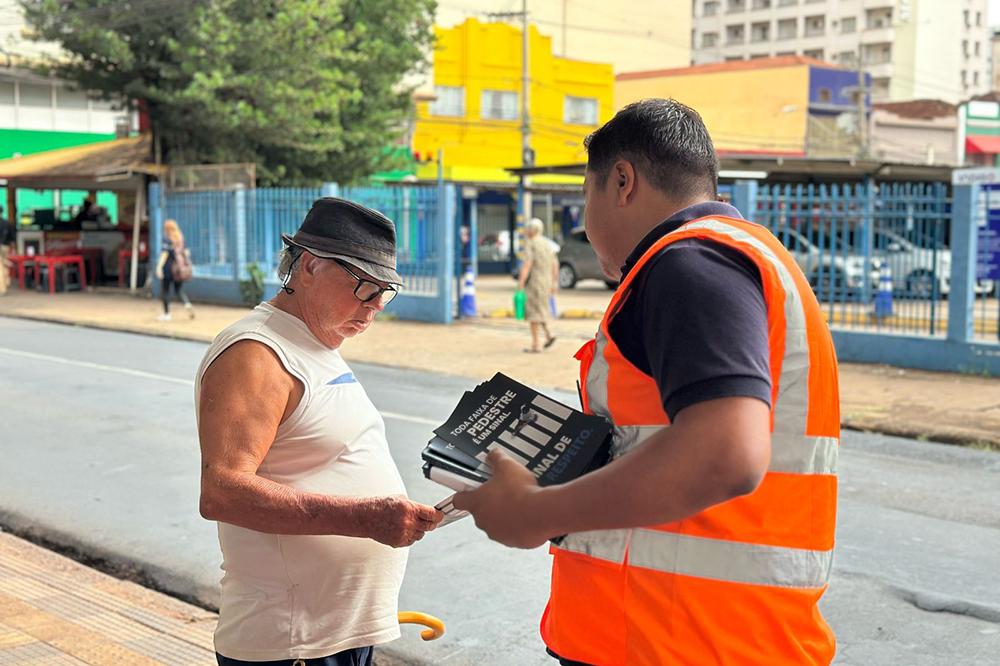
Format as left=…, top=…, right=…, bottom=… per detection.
left=615, top=56, right=869, bottom=158
left=412, top=18, right=614, bottom=184
left=435, top=2, right=690, bottom=76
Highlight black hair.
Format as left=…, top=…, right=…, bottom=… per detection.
left=584, top=98, right=718, bottom=200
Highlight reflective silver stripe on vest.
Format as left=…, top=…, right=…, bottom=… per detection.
left=628, top=528, right=833, bottom=589
left=680, top=219, right=812, bottom=442
left=612, top=424, right=664, bottom=457
left=557, top=527, right=832, bottom=589
left=770, top=434, right=838, bottom=475
left=585, top=327, right=612, bottom=419
left=611, top=428, right=836, bottom=475
left=555, top=527, right=630, bottom=564
left=679, top=220, right=839, bottom=476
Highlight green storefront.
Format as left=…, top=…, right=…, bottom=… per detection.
left=0, top=128, right=119, bottom=223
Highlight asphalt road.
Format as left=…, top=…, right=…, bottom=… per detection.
left=0, top=316, right=998, bottom=665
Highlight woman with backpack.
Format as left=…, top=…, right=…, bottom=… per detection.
left=155, top=219, right=195, bottom=321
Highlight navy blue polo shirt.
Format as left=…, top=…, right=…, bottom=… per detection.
left=607, top=201, right=772, bottom=421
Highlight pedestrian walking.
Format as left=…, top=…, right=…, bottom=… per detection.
left=154, top=219, right=194, bottom=320
left=0, top=205, right=13, bottom=296
left=196, top=197, right=443, bottom=664
left=455, top=99, right=840, bottom=665
left=517, top=217, right=558, bottom=353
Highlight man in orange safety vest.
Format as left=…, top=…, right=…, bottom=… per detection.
left=455, top=98, right=839, bottom=666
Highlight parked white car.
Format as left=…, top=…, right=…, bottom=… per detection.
left=873, top=230, right=994, bottom=298
left=776, top=228, right=882, bottom=297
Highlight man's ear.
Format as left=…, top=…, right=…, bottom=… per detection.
left=300, top=253, right=320, bottom=284
left=614, top=159, right=637, bottom=207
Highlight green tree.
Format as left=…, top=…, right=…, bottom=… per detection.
left=19, top=0, right=435, bottom=184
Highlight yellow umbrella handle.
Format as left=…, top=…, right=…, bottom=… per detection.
left=397, top=611, right=445, bottom=641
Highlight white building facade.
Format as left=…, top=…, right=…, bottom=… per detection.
left=691, top=0, right=991, bottom=103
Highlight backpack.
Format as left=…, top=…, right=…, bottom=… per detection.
left=170, top=242, right=193, bottom=282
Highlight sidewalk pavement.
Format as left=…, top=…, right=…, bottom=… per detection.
left=1, top=280, right=998, bottom=448
left=0, top=529, right=216, bottom=665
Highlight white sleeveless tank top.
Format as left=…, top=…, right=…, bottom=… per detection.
left=195, top=302, right=408, bottom=661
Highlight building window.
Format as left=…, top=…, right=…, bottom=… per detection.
left=480, top=90, right=518, bottom=120
left=752, top=0, right=771, bottom=9
left=703, top=1, right=719, bottom=17
left=726, top=23, right=745, bottom=44
left=974, top=71, right=980, bottom=87
left=975, top=41, right=981, bottom=57
left=804, top=15, right=825, bottom=37
left=818, top=88, right=832, bottom=103
left=841, top=17, right=856, bottom=33
left=963, top=10, right=969, bottom=28
left=865, top=8, right=892, bottom=29
left=19, top=83, right=52, bottom=108
left=862, top=42, right=892, bottom=65
left=751, top=21, right=770, bottom=42
left=976, top=11, right=982, bottom=27
left=777, top=18, right=797, bottom=40
left=564, top=95, right=598, bottom=125
left=777, top=0, right=797, bottom=5
left=963, top=39, right=969, bottom=58
left=727, top=0, right=746, bottom=13
left=837, top=50, right=856, bottom=65
left=702, top=31, right=719, bottom=48
left=872, top=77, right=890, bottom=100
left=803, top=48, right=824, bottom=60
left=0, top=81, right=14, bottom=105
left=750, top=53, right=769, bottom=59
left=725, top=55, right=746, bottom=62
left=430, top=86, right=464, bottom=117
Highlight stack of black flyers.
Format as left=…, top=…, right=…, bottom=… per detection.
left=424, top=373, right=613, bottom=526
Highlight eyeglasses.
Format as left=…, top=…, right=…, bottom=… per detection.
left=333, top=259, right=398, bottom=306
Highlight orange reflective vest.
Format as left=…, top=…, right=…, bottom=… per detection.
left=540, top=216, right=839, bottom=665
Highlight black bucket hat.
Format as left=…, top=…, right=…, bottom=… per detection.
left=281, top=197, right=402, bottom=285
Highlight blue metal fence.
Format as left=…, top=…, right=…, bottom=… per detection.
left=732, top=180, right=999, bottom=374
left=749, top=181, right=954, bottom=337
left=149, top=182, right=457, bottom=323
left=244, top=187, right=324, bottom=276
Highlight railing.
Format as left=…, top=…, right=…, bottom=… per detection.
left=732, top=180, right=998, bottom=374
left=752, top=182, right=953, bottom=337
left=150, top=182, right=457, bottom=323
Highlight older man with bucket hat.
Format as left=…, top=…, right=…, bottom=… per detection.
left=196, top=197, right=443, bottom=665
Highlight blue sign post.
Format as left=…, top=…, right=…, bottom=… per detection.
left=979, top=184, right=1000, bottom=280
left=979, top=184, right=1000, bottom=341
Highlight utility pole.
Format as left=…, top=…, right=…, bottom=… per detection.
left=855, top=45, right=869, bottom=159
left=488, top=4, right=532, bottom=267
left=517, top=0, right=533, bottom=268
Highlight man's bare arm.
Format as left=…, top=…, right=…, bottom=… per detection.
left=198, top=340, right=440, bottom=547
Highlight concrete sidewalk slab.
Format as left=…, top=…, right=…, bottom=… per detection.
left=0, top=530, right=216, bottom=665
left=0, top=287, right=998, bottom=447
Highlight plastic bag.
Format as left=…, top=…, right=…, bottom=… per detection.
left=513, top=289, right=526, bottom=320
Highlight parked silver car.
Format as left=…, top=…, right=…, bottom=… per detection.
left=873, top=229, right=994, bottom=298
left=776, top=228, right=883, bottom=297
left=557, top=228, right=616, bottom=289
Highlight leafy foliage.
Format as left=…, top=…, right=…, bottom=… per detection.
left=239, top=262, right=266, bottom=306
left=20, top=0, right=435, bottom=184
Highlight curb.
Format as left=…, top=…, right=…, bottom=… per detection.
left=479, top=308, right=603, bottom=320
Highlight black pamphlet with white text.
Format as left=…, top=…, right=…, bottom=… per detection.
left=422, top=373, right=612, bottom=525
